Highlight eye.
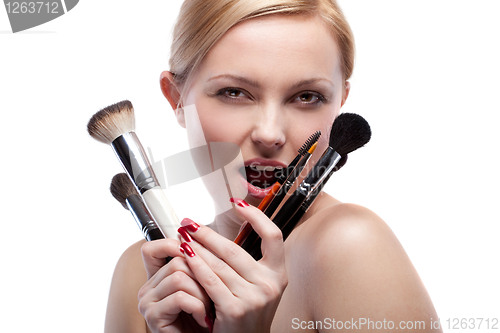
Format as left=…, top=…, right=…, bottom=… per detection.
left=294, top=91, right=327, bottom=105
left=215, top=87, right=251, bottom=102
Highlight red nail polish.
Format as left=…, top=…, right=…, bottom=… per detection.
left=181, top=218, right=200, bottom=232
left=205, top=314, right=214, bottom=333
left=178, top=227, right=193, bottom=242
left=180, top=242, right=195, bottom=257
left=230, top=197, right=250, bottom=207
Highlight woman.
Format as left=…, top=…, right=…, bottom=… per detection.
left=105, top=1, right=440, bottom=332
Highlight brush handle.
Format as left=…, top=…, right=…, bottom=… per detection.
left=126, top=195, right=165, bottom=241
left=300, top=148, right=340, bottom=194
left=240, top=149, right=341, bottom=260
left=112, top=132, right=160, bottom=193
left=124, top=194, right=172, bottom=262
left=234, top=181, right=280, bottom=245
left=279, top=152, right=345, bottom=240
left=263, top=152, right=313, bottom=219
left=142, top=187, right=180, bottom=239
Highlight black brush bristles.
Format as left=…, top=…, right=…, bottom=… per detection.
left=298, top=131, right=321, bottom=155
left=329, top=113, right=371, bottom=156
left=87, top=100, right=135, bottom=144
left=110, top=173, right=137, bottom=210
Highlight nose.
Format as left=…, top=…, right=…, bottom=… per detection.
left=250, top=103, right=286, bottom=151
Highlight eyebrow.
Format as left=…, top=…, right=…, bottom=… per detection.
left=207, top=74, right=335, bottom=89
left=207, top=74, right=260, bottom=88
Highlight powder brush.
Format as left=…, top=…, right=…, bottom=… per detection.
left=87, top=100, right=180, bottom=238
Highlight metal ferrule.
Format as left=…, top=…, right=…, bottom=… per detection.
left=111, top=132, right=160, bottom=193
left=125, top=194, right=165, bottom=239
left=297, top=147, right=341, bottom=198
left=284, top=153, right=313, bottom=191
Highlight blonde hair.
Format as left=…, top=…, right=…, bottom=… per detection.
left=170, top=0, right=354, bottom=92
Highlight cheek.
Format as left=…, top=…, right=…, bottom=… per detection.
left=298, top=107, right=339, bottom=162
left=189, top=100, right=249, bottom=144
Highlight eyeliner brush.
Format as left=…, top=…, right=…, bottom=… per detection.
left=236, top=141, right=320, bottom=247
left=87, top=100, right=180, bottom=238
left=110, top=173, right=165, bottom=241
left=244, top=113, right=371, bottom=260
left=263, top=140, right=319, bottom=218
left=260, top=130, right=321, bottom=212
left=234, top=131, right=321, bottom=245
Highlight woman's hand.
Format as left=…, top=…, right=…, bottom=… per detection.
left=138, top=238, right=213, bottom=333
left=177, top=198, right=288, bottom=333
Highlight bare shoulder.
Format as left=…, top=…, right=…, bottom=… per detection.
left=104, top=239, right=149, bottom=333
left=284, top=201, right=441, bottom=332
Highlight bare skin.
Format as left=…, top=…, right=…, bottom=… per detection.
left=105, top=194, right=439, bottom=333
left=105, top=14, right=440, bottom=333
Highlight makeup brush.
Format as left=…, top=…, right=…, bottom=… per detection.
left=262, top=140, right=319, bottom=218
left=110, top=173, right=165, bottom=241
left=234, top=131, right=321, bottom=245
left=242, top=113, right=371, bottom=260
left=87, top=100, right=180, bottom=238
left=260, top=130, right=321, bottom=211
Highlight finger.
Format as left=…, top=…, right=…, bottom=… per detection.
left=178, top=218, right=258, bottom=280
left=179, top=242, right=235, bottom=307
left=151, top=270, right=211, bottom=310
left=230, top=199, right=286, bottom=268
left=141, top=238, right=183, bottom=279
left=183, top=239, right=247, bottom=293
left=140, top=291, right=209, bottom=331
left=139, top=256, right=194, bottom=299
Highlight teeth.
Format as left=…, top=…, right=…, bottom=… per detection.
left=251, top=165, right=283, bottom=172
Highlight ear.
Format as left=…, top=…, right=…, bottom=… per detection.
left=160, top=71, right=186, bottom=128
left=341, top=81, right=350, bottom=107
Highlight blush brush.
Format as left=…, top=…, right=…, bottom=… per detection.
left=87, top=100, right=180, bottom=238
left=110, top=173, right=165, bottom=241
left=279, top=114, right=371, bottom=240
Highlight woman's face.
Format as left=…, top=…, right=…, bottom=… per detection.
left=180, top=14, right=348, bottom=207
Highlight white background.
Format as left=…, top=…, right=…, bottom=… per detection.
left=1, top=0, right=499, bottom=332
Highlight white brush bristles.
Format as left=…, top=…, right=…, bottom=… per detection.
left=87, top=100, right=136, bottom=144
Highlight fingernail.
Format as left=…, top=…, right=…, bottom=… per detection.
left=180, top=242, right=195, bottom=257
left=230, top=197, right=250, bottom=207
left=181, top=218, right=200, bottom=232
left=205, top=314, right=214, bottom=332
left=178, top=227, right=193, bottom=242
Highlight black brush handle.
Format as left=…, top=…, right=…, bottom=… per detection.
left=263, top=153, right=313, bottom=218
left=126, top=195, right=173, bottom=263
left=242, top=149, right=340, bottom=259
left=281, top=153, right=346, bottom=240
left=241, top=191, right=307, bottom=260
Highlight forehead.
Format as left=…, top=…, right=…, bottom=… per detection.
left=194, top=14, right=343, bottom=85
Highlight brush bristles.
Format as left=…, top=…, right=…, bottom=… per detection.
left=110, top=173, right=138, bottom=210
left=329, top=113, right=371, bottom=156
left=87, top=100, right=136, bottom=144
left=298, top=131, right=321, bottom=155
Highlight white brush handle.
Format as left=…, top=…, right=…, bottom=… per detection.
left=142, top=187, right=180, bottom=238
